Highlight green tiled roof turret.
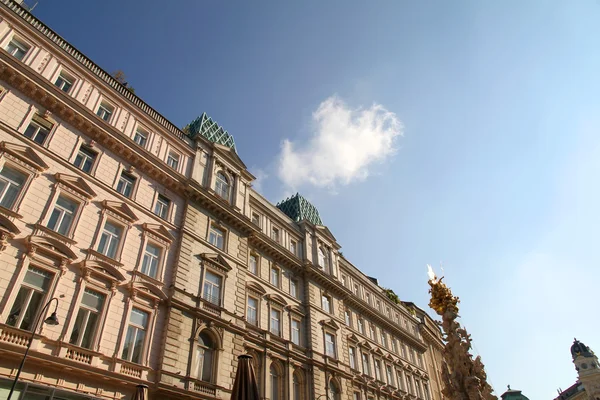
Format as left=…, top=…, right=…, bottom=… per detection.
left=184, top=113, right=236, bottom=151
left=276, top=193, right=323, bottom=226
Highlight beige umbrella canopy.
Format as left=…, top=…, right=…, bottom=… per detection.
left=132, top=384, right=148, bottom=400
left=231, top=355, right=260, bottom=400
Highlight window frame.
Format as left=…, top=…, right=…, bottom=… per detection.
left=67, top=287, right=107, bottom=349
left=271, top=225, right=280, bottom=243
left=43, top=193, right=81, bottom=238
left=208, top=223, right=226, bottom=251
left=115, top=169, right=138, bottom=199
left=4, top=36, right=30, bottom=61
left=251, top=212, right=261, bottom=227
left=120, top=306, right=150, bottom=364
left=290, top=278, right=299, bottom=299
left=214, top=170, right=231, bottom=201
left=153, top=193, right=172, bottom=221
left=246, top=295, right=260, bottom=326
left=72, top=144, right=99, bottom=175
left=5, top=265, right=55, bottom=331
left=202, top=270, right=224, bottom=306
left=96, top=100, right=115, bottom=123
left=349, top=346, right=357, bottom=370
left=133, top=126, right=150, bottom=149
left=22, top=113, right=55, bottom=146
left=54, top=70, right=76, bottom=94
left=324, top=331, right=337, bottom=359
left=291, top=318, right=301, bottom=346
left=269, top=306, right=282, bottom=336
left=270, top=265, right=281, bottom=288
left=248, top=252, right=259, bottom=275
left=0, top=161, right=32, bottom=213
left=321, top=293, right=332, bottom=314
left=167, top=150, right=181, bottom=171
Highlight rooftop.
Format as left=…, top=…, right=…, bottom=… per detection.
left=184, top=113, right=236, bottom=151
left=276, top=193, right=323, bottom=226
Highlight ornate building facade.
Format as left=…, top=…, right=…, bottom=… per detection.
left=0, top=1, right=445, bottom=399
left=555, top=339, right=600, bottom=400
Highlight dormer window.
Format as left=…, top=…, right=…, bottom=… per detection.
left=215, top=171, right=230, bottom=200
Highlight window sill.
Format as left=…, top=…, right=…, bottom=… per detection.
left=0, top=204, right=22, bottom=219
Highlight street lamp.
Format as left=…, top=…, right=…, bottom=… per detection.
left=7, top=297, right=59, bottom=400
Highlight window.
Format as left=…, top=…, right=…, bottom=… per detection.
left=116, top=171, right=136, bottom=198
left=249, top=254, right=258, bottom=275
left=365, top=292, right=371, bottom=305
left=270, top=266, right=280, bottom=287
left=270, top=308, right=281, bottom=336
left=291, top=319, right=300, bottom=345
left=322, top=294, right=331, bottom=313
left=47, top=195, right=78, bottom=236
left=344, top=310, right=351, bottom=326
left=416, top=380, right=423, bottom=398
left=370, top=324, right=376, bottom=341
left=386, top=365, right=395, bottom=387
left=318, top=247, right=326, bottom=268
left=392, top=338, right=398, bottom=354
left=290, top=279, right=298, bottom=298
left=362, top=353, right=370, bottom=376
left=215, top=172, right=230, bottom=200
left=376, top=300, right=381, bottom=311
left=133, top=128, right=148, bottom=147
left=6, top=267, right=52, bottom=330
left=154, top=194, right=170, bottom=220
left=69, top=289, right=105, bottom=349
left=73, top=146, right=97, bottom=173
left=398, top=370, right=405, bottom=391
left=97, top=221, right=122, bottom=259
left=353, top=283, right=359, bottom=296
left=381, top=331, right=387, bottom=348
left=325, top=332, right=336, bottom=357
left=401, top=344, right=407, bottom=359
left=410, top=348, right=416, bottom=363
left=208, top=224, right=225, bottom=250
left=328, top=380, right=340, bottom=400
left=251, top=212, right=260, bottom=226
left=293, top=372, right=303, bottom=400
left=24, top=115, right=52, bottom=145
left=374, top=359, right=382, bottom=381
left=121, top=308, right=148, bottom=364
left=167, top=151, right=180, bottom=170
left=353, top=393, right=362, bottom=400
left=0, top=166, right=26, bottom=209
left=423, top=382, right=431, bottom=400
left=54, top=72, right=74, bottom=93
left=406, top=375, right=414, bottom=394
left=5, top=38, right=29, bottom=60
left=290, top=240, right=297, bottom=255
left=203, top=271, right=222, bottom=305
left=418, top=353, right=424, bottom=368
left=140, top=243, right=161, bottom=278
left=270, top=364, right=282, bottom=400
left=357, top=318, right=364, bottom=335
left=195, top=332, right=215, bottom=382
left=247, top=296, right=258, bottom=326
left=341, top=274, right=347, bottom=287
left=96, top=102, right=113, bottom=122
left=349, top=346, right=357, bottom=369
left=271, top=226, right=279, bottom=242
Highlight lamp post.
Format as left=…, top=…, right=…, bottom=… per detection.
left=7, top=297, right=59, bottom=400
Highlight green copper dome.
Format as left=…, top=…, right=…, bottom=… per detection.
left=184, top=113, right=236, bottom=151
left=501, top=386, right=529, bottom=400
left=276, top=193, right=323, bottom=226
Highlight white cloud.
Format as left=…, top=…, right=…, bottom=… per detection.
left=250, top=168, right=268, bottom=193
left=277, top=95, right=403, bottom=190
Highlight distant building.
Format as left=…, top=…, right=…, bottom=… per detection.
left=500, top=386, right=529, bottom=400
left=555, top=339, right=600, bottom=400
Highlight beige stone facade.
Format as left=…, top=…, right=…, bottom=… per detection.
left=0, top=1, right=445, bottom=399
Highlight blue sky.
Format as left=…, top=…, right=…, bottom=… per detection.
left=33, top=1, right=600, bottom=397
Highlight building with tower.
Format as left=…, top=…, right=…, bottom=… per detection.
left=0, top=1, right=446, bottom=399
left=555, top=339, right=600, bottom=400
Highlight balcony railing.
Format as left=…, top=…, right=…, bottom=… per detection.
left=201, top=293, right=221, bottom=306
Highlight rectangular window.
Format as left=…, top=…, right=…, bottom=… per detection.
left=376, top=300, right=381, bottom=311
left=406, top=375, right=414, bottom=394
left=97, top=221, right=122, bottom=259
left=370, top=325, right=376, bottom=341
left=341, top=275, right=347, bottom=287
left=122, top=307, right=148, bottom=364
left=0, top=166, right=26, bottom=209
left=249, top=254, right=258, bottom=275
left=247, top=296, right=258, bottom=326
left=410, top=348, right=416, bottom=363
left=270, top=308, right=281, bottom=336
left=291, top=319, right=300, bottom=345
left=270, top=267, right=280, bottom=287
left=24, top=115, right=52, bottom=145
left=353, top=284, right=359, bottom=296
left=54, top=72, right=74, bottom=93
left=418, top=353, right=424, bottom=368
left=362, top=353, right=370, bottom=376
left=167, top=151, right=180, bottom=170
left=73, top=146, right=97, bottom=173
left=374, top=359, right=382, bottom=381
left=47, top=195, right=78, bottom=236
left=365, top=292, right=371, bottom=305
left=141, top=243, right=161, bottom=278
left=290, top=240, right=297, bottom=255
left=401, top=344, right=407, bottom=359
left=398, top=371, right=405, bottom=390
left=357, top=318, right=364, bottom=334
left=133, top=128, right=148, bottom=147
left=322, top=295, right=331, bottom=313
left=345, top=310, right=351, bottom=326
left=353, top=393, right=361, bottom=400
left=96, top=102, right=113, bottom=122
left=208, top=225, right=225, bottom=250
left=153, top=195, right=171, bottom=221
left=325, top=332, right=336, bottom=357
left=349, top=346, right=357, bottom=369
left=386, top=365, right=394, bottom=387
left=423, top=382, right=431, bottom=400
left=203, top=271, right=222, bottom=305
left=251, top=212, right=260, bottom=226
left=69, top=289, right=105, bottom=349
left=392, top=338, right=398, bottom=354
left=416, top=380, right=423, bottom=398
left=6, top=267, right=52, bottom=330
left=116, top=171, right=136, bottom=198
left=271, top=226, right=279, bottom=242
left=290, top=279, right=298, bottom=298
left=381, top=331, right=387, bottom=348
left=5, top=38, right=29, bottom=60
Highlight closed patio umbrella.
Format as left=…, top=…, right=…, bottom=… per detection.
left=231, top=354, right=260, bottom=400
left=132, top=384, right=148, bottom=400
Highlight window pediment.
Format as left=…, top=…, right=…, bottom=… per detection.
left=82, top=259, right=127, bottom=282
left=142, top=223, right=174, bottom=244
left=347, top=333, right=361, bottom=343
left=129, top=281, right=167, bottom=301
left=246, top=281, right=266, bottom=296
left=200, top=253, right=232, bottom=273
left=265, top=293, right=287, bottom=306
left=0, top=214, right=20, bottom=235
left=320, top=319, right=340, bottom=331
left=361, top=341, right=373, bottom=351
left=384, top=353, right=395, bottom=362
left=0, top=142, right=48, bottom=172
left=26, top=235, right=77, bottom=261
left=373, top=348, right=384, bottom=356
left=285, top=305, right=305, bottom=316
left=102, top=200, right=138, bottom=223
left=55, top=173, right=96, bottom=199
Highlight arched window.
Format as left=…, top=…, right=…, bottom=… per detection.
left=215, top=172, right=230, bottom=200
left=270, top=362, right=283, bottom=400
left=328, top=379, right=340, bottom=400
left=318, top=247, right=327, bottom=268
left=195, top=331, right=215, bottom=382
left=293, top=370, right=304, bottom=400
